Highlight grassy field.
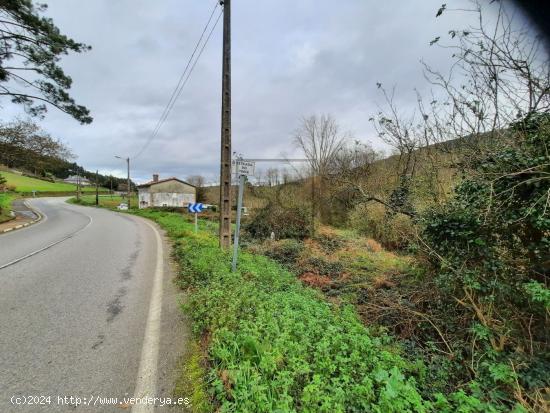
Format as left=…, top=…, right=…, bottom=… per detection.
left=0, top=171, right=108, bottom=193
left=68, top=194, right=138, bottom=208
left=0, top=193, right=15, bottom=223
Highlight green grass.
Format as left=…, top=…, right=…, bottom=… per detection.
left=173, top=341, right=211, bottom=413
left=0, top=170, right=107, bottom=193
left=68, top=194, right=138, bottom=209
left=0, top=193, right=15, bottom=223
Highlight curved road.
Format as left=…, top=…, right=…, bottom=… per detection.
left=0, top=198, right=188, bottom=412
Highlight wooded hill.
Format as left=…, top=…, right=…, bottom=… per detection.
left=0, top=120, right=133, bottom=191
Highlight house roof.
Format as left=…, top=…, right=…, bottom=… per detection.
left=137, top=177, right=196, bottom=188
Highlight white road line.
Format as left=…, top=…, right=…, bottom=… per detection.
left=132, top=219, right=164, bottom=413
left=0, top=211, right=92, bottom=270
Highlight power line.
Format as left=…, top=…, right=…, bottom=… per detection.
left=133, top=3, right=222, bottom=160
left=169, top=10, right=222, bottom=121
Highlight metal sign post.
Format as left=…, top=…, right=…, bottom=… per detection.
left=231, top=159, right=255, bottom=272
left=188, top=203, right=204, bottom=233
left=231, top=174, right=246, bottom=272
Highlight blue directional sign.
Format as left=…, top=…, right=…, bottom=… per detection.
left=187, top=203, right=204, bottom=213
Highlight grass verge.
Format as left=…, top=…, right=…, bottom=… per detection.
left=0, top=193, right=15, bottom=223
left=67, top=194, right=138, bottom=209
left=128, top=209, right=499, bottom=412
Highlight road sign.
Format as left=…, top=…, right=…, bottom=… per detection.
left=187, top=203, right=204, bottom=213
left=232, top=160, right=256, bottom=176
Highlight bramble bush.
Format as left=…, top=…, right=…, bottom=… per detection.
left=420, top=113, right=550, bottom=411
left=261, top=238, right=304, bottom=269
left=244, top=201, right=311, bottom=240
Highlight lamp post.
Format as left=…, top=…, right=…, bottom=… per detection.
left=68, top=168, right=80, bottom=200
left=115, top=156, right=131, bottom=208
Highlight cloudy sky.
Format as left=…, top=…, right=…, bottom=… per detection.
left=2, top=0, right=528, bottom=183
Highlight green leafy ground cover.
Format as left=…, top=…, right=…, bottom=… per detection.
left=129, top=209, right=502, bottom=412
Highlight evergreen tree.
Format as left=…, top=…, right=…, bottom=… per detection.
left=0, top=0, right=92, bottom=123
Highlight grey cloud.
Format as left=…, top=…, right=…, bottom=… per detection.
left=1, top=0, right=512, bottom=182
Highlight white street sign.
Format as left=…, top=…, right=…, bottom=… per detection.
left=232, top=160, right=256, bottom=176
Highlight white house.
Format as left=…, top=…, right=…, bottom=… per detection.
left=137, top=174, right=196, bottom=209
left=63, top=175, right=91, bottom=186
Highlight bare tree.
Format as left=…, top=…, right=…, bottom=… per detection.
left=327, top=140, right=418, bottom=216
left=295, top=114, right=349, bottom=178
left=265, top=168, right=279, bottom=186
left=365, top=1, right=550, bottom=214
left=294, top=114, right=349, bottom=228
left=186, top=175, right=206, bottom=202
left=370, top=86, right=423, bottom=205
left=254, top=168, right=265, bottom=186
left=281, top=168, right=293, bottom=185
left=423, top=1, right=550, bottom=159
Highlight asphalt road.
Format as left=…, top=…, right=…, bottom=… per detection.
left=0, top=198, right=189, bottom=412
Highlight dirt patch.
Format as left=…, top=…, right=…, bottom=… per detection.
left=372, top=274, right=397, bottom=289
left=299, top=272, right=332, bottom=288
left=365, top=239, right=383, bottom=253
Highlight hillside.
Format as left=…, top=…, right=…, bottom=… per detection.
left=0, top=170, right=108, bottom=194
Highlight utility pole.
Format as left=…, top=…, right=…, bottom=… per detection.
left=76, top=170, right=81, bottom=201
left=219, top=0, right=232, bottom=250
left=126, top=157, right=131, bottom=209
left=95, top=169, right=99, bottom=206
left=115, top=155, right=131, bottom=208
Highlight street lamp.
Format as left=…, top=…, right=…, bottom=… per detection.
left=115, top=156, right=131, bottom=208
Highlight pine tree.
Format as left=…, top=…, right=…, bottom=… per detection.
left=0, top=0, right=92, bottom=123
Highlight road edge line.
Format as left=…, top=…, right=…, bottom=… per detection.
left=131, top=219, right=164, bottom=413
left=1, top=199, right=46, bottom=234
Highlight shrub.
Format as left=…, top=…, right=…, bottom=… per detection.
left=349, top=202, right=415, bottom=250
left=313, top=230, right=344, bottom=253
left=262, top=239, right=304, bottom=269
left=420, top=113, right=550, bottom=410
left=302, top=256, right=344, bottom=278
left=244, top=201, right=311, bottom=240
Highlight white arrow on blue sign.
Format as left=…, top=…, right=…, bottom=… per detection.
left=187, top=203, right=204, bottom=213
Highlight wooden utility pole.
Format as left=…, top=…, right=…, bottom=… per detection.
left=219, top=0, right=232, bottom=249
left=76, top=171, right=81, bottom=201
